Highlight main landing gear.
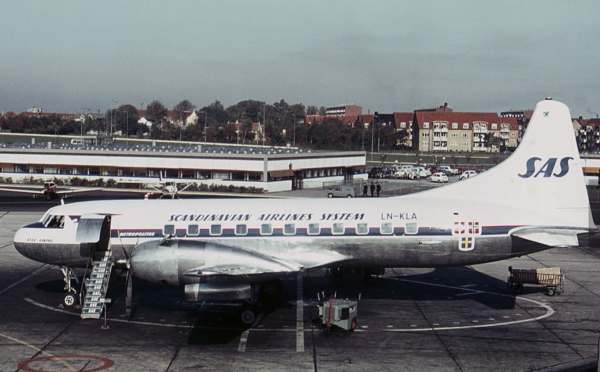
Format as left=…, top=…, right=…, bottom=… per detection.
left=60, top=266, right=80, bottom=307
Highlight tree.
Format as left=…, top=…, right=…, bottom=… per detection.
left=173, top=99, right=195, bottom=123
left=145, top=100, right=168, bottom=124
left=115, top=104, right=140, bottom=136
left=306, top=106, right=318, bottom=115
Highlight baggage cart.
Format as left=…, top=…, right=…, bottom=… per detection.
left=507, top=266, right=564, bottom=296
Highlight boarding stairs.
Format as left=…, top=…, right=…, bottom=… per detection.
left=81, top=249, right=113, bottom=319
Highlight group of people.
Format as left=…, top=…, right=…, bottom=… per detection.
left=363, top=182, right=382, bottom=197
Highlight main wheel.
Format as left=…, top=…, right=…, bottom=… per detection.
left=546, top=287, right=556, bottom=296
left=64, top=294, right=76, bottom=307
left=327, top=193, right=333, bottom=198
left=240, top=309, right=256, bottom=325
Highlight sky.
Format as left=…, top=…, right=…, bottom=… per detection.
left=0, top=0, right=599, bottom=116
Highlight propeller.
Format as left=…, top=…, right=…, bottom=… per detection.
left=120, top=238, right=139, bottom=318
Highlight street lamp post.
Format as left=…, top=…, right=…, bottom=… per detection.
left=202, top=111, right=208, bottom=142
left=125, top=111, right=129, bottom=144
left=292, top=113, right=296, bottom=146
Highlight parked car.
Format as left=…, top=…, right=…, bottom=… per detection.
left=410, top=166, right=430, bottom=179
left=393, top=164, right=415, bottom=179
left=437, top=165, right=460, bottom=176
left=458, top=170, right=478, bottom=180
left=327, top=184, right=355, bottom=198
left=430, top=172, right=449, bottom=183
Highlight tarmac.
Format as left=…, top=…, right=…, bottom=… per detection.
left=0, top=186, right=599, bottom=371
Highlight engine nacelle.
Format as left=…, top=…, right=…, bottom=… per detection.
left=130, top=239, right=296, bottom=286
left=184, top=282, right=253, bottom=302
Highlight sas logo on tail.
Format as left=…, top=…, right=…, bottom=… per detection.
left=518, top=157, right=573, bottom=178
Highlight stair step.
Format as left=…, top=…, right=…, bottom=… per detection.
left=80, top=254, right=113, bottom=320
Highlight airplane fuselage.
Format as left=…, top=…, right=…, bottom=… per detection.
left=13, top=197, right=550, bottom=274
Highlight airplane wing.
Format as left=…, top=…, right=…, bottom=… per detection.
left=0, top=187, right=41, bottom=195
left=179, top=243, right=350, bottom=278
left=55, top=188, right=103, bottom=196
left=511, top=226, right=590, bottom=247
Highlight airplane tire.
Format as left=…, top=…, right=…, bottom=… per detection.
left=64, top=294, right=76, bottom=307
left=240, top=308, right=256, bottom=325
left=327, top=193, right=333, bottom=198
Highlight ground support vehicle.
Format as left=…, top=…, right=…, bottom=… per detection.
left=315, top=298, right=358, bottom=332
left=507, top=266, right=564, bottom=296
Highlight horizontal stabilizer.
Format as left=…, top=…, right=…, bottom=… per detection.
left=511, top=227, right=586, bottom=247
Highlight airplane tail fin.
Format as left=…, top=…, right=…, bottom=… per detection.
left=416, top=99, right=594, bottom=230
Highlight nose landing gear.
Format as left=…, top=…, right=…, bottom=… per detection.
left=60, top=266, right=80, bottom=307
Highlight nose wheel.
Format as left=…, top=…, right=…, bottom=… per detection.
left=63, top=293, right=77, bottom=307
left=60, top=266, right=80, bottom=307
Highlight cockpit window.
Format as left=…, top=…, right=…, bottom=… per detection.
left=46, top=215, right=65, bottom=228
left=41, top=213, right=52, bottom=226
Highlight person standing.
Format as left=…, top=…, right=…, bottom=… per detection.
left=370, top=182, right=375, bottom=197
left=376, top=182, right=382, bottom=197
left=363, top=183, right=368, bottom=197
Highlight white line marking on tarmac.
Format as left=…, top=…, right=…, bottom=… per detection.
left=384, top=278, right=555, bottom=332
left=25, top=278, right=556, bottom=334
left=0, top=264, right=48, bottom=296
left=238, top=313, right=263, bottom=352
left=296, top=272, right=304, bottom=353
left=238, top=330, right=250, bottom=352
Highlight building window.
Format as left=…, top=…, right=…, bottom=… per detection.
left=163, top=224, right=175, bottom=236
left=405, top=222, right=418, bottom=235
left=356, top=223, right=369, bottom=235
left=260, top=223, right=272, bottom=235
left=380, top=223, right=393, bottom=235
left=235, top=224, right=247, bottom=236
left=210, top=224, right=222, bottom=236
left=332, top=223, right=345, bottom=235
left=400, top=122, right=406, bottom=128
left=187, top=224, right=199, bottom=236
left=308, top=223, right=320, bottom=235
left=491, top=123, right=498, bottom=130
left=423, top=122, right=429, bottom=129
left=463, top=123, right=469, bottom=129
left=452, top=122, right=458, bottom=129
left=284, top=223, right=296, bottom=235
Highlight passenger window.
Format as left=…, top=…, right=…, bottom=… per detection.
left=356, top=223, right=369, bottom=235
left=187, top=224, right=199, bottom=236
left=284, top=223, right=296, bottom=235
left=210, top=224, right=222, bottom=236
left=332, top=223, right=345, bottom=235
left=163, top=224, right=175, bottom=236
left=405, top=222, right=418, bottom=235
left=260, top=223, right=272, bottom=235
left=308, top=223, right=320, bottom=235
left=380, top=222, right=393, bottom=235
left=235, top=224, right=247, bottom=236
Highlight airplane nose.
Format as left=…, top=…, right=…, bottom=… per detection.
left=13, top=228, right=27, bottom=255
left=13, top=227, right=36, bottom=261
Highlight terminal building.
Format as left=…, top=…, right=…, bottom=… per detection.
left=0, top=134, right=366, bottom=192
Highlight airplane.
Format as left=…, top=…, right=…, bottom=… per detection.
left=116, top=171, right=193, bottom=199
left=0, top=182, right=101, bottom=200
left=12, top=99, right=596, bottom=324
